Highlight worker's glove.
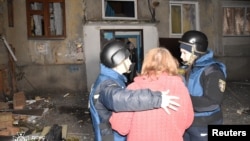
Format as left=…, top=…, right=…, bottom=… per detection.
left=161, top=90, right=180, bottom=114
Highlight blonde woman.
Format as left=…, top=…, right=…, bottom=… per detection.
left=109, top=47, right=194, bottom=141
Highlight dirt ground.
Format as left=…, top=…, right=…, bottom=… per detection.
left=1, top=81, right=250, bottom=141
left=221, top=82, right=250, bottom=124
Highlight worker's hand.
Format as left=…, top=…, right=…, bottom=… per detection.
left=161, top=90, right=180, bottom=114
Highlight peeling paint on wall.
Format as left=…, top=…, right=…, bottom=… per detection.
left=65, top=38, right=84, bottom=62
left=35, top=41, right=48, bottom=55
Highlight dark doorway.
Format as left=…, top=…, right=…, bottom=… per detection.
left=159, top=38, right=182, bottom=64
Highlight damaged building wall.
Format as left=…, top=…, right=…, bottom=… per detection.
left=85, top=0, right=250, bottom=82
left=1, top=0, right=87, bottom=94
left=0, top=0, right=13, bottom=98
left=154, top=0, right=250, bottom=81
left=0, top=0, right=249, bottom=94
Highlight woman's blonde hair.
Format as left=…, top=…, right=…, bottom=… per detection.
left=140, top=47, right=179, bottom=76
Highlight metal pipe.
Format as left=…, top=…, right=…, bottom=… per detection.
left=1, top=36, right=17, bottom=61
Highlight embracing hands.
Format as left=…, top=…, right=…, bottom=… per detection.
left=160, top=90, right=180, bottom=114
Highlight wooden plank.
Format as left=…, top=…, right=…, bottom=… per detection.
left=61, top=125, right=67, bottom=139
left=12, top=109, right=44, bottom=116
left=41, top=124, right=67, bottom=139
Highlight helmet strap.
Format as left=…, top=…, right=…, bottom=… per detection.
left=113, top=59, right=131, bottom=74
left=122, top=61, right=131, bottom=73
left=186, top=46, right=197, bottom=65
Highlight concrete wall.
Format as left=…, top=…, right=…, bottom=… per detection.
left=219, top=1, right=250, bottom=81
left=1, top=0, right=87, bottom=93
left=0, top=0, right=8, bottom=66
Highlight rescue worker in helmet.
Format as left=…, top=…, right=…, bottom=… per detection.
left=179, top=30, right=227, bottom=141
left=89, top=39, right=180, bottom=141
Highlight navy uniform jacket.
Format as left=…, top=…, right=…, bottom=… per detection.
left=185, top=49, right=227, bottom=126
left=89, top=64, right=162, bottom=141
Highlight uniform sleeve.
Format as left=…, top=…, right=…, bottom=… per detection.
left=183, top=86, right=194, bottom=128
left=191, top=68, right=226, bottom=112
left=109, top=112, right=133, bottom=135
left=109, top=82, right=143, bottom=135
left=98, top=79, right=162, bottom=112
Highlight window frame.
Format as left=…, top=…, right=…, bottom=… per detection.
left=102, top=0, right=138, bottom=20
left=169, top=1, right=200, bottom=38
left=26, top=0, right=66, bottom=39
left=222, top=6, right=250, bottom=37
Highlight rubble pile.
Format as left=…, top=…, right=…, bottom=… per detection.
left=0, top=91, right=54, bottom=140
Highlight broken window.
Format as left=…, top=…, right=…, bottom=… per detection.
left=169, top=1, right=199, bottom=37
left=223, top=7, right=250, bottom=36
left=26, top=0, right=66, bottom=39
left=102, top=0, right=137, bottom=20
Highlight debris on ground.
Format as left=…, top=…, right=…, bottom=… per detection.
left=237, top=108, right=250, bottom=115
left=0, top=91, right=65, bottom=140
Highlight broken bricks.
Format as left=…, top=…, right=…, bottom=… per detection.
left=13, top=91, right=26, bottom=110
left=0, top=112, right=20, bottom=136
